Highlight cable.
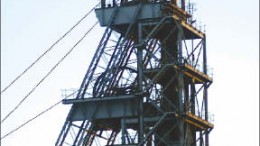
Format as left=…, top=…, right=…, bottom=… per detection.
left=0, top=88, right=79, bottom=140
left=1, top=99, right=62, bottom=140
left=1, top=21, right=98, bottom=124
left=1, top=2, right=100, bottom=94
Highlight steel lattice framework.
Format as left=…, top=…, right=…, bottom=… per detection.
left=56, top=1, right=214, bottom=146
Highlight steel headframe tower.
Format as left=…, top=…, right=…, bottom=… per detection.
left=56, top=0, right=214, bottom=145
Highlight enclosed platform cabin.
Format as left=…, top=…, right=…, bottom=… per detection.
left=95, top=0, right=204, bottom=39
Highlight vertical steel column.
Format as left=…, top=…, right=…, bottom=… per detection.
left=202, top=35, right=209, bottom=146
left=199, top=132, right=203, bottom=146
left=181, top=0, right=186, bottom=11
left=190, top=79, right=196, bottom=146
left=177, top=25, right=184, bottom=146
left=178, top=27, right=183, bottom=64
left=121, top=118, right=126, bottom=144
left=137, top=22, right=144, bottom=143
left=177, top=72, right=184, bottom=146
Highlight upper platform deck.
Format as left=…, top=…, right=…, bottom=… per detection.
left=95, top=2, right=204, bottom=39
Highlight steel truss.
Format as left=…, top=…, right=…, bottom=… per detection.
left=56, top=1, right=213, bottom=146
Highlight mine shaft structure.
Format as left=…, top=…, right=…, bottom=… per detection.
left=56, top=0, right=214, bottom=145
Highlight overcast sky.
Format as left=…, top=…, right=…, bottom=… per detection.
left=1, top=0, right=259, bottom=146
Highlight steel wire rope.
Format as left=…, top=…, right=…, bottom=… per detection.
left=1, top=99, right=61, bottom=140
left=0, top=89, right=79, bottom=140
left=1, top=21, right=99, bottom=124
left=1, top=2, right=100, bottom=94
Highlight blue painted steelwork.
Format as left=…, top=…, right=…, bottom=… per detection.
left=56, top=1, right=213, bottom=146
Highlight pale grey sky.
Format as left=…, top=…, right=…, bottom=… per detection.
left=1, top=0, right=259, bottom=146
